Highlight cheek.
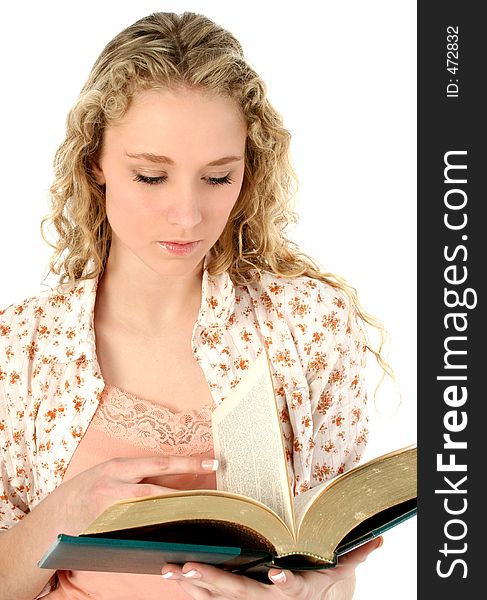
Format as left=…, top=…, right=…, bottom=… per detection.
left=206, top=191, right=239, bottom=228
left=208, top=173, right=244, bottom=225
left=105, top=184, right=150, bottom=234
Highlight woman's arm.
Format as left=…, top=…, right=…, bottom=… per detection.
left=0, top=492, right=60, bottom=600
left=0, top=455, right=219, bottom=600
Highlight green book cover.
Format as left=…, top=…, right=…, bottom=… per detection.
left=38, top=536, right=273, bottom=580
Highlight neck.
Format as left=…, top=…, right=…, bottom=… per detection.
left=95, top=249, right=204, bottom=338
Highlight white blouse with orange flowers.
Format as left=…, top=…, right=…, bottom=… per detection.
left=0, top=261, right=368, bottom=597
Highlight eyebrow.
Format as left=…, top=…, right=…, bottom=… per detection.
left=125, top=152, right=244, bottom=166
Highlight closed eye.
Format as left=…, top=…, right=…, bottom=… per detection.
left=133, top=174, right=166, bottom=185
left=133, top=174, right=234, bottom=186
left=207, top=175, right=233, bottom=186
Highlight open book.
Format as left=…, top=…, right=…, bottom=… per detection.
left=39, top=352, right=417, bottom=577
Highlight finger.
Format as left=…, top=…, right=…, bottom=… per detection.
left=124, top=483, right=179, bottom=498
left=267, top=568, right=309, bottom=595
left=338, top=536, right=383, bottom=567
left=161, top=563, right=215, bottom=600
left=176, top=581, right=213, bottom=600
left=161, top=564, right=212, bottom=598
left=101, top=456, right=219, bottom=482
left=179, top=562, right=270, bottom=597
left=331, top=536, right=384, bottom=581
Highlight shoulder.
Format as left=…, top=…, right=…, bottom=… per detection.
left=0, top=278, right=94, bottom=365
left=0, top=287, right=53, bottom=350
left=0, top=282, right=75, bottom=337
left=239, top=270, right=353, bottom=336
left=243, top=269, right=349, bottom=305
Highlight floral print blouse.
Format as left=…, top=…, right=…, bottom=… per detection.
left=0, top=261, right=368, bottom=577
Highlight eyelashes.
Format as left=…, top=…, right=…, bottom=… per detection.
left=133, top=174, right=234, bottom=186
left=206, top=175, right=234, bottom=186
left=132, top=174, right=166, bottom=185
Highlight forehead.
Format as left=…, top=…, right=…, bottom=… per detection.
left=103, top=87, right=247, bottom=154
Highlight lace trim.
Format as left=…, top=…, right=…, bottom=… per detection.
left=90, top=385, right=215, bottom=455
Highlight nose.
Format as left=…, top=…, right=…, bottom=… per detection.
left=165, top=190, right=203, bottom=229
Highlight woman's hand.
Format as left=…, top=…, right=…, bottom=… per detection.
left=49, top=455, right=218, bottom=535
left=0, top=456, right=217, bottom=600
left=160, top=536, right=383, bottom=600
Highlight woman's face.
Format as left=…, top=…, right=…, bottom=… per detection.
left=92, top=87, right=247, bottom=278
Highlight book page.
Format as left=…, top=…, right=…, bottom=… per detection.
left=292, top=444, right=418, bottom=542
left=292, top=480, right=331, bottom=530
left=211, top=352, right=295, bottom=536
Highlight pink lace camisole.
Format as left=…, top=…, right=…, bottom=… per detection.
left=44, top=384, right=216, bottom=599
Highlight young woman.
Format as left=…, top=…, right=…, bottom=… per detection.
left=0, top=11, right=386, bottom=599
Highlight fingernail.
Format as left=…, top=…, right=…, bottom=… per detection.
left=183, top=568, right=202, bottom=579
left=376, top=537, right=384, bottom=549
left=201, top=459, right=218, bottom=471
left=161, top=571, right=175, bottom=579
left=270, top=570, right=287, bottom=583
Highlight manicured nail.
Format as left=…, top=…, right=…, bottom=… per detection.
left=183, top=569, right=202, bottom=579
left=161, top=571, right=175, bottom=579
left=270, top=570, right=287, bottom=583
left=201, top=459, right=218, bottom=471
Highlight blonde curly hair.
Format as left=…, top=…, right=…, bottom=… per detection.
left=41, top=11, right=392, bottom=381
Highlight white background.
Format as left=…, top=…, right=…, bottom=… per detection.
left=0, top=1, right=417, bottom=598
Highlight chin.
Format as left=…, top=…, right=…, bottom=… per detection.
left=148, top=255, right=206, bottom=277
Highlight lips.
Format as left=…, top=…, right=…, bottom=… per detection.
left=159, top=240, right=198, bottom=244
left=157, top=240, right=200, bottom=256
